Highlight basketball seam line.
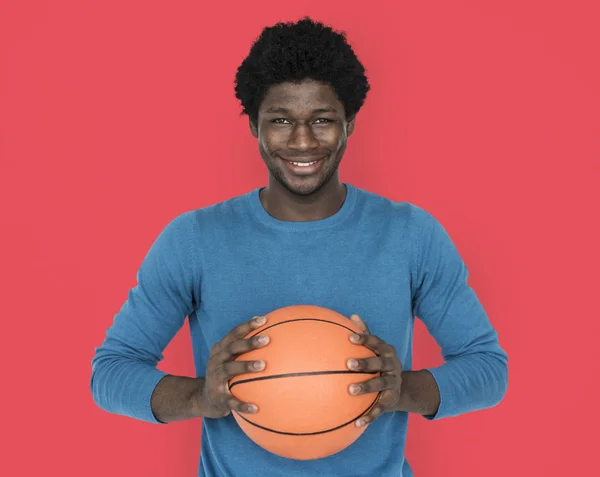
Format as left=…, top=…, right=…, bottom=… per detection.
left=229, top=370, right=378, bottom=389
left=233, top=392, right=380, bottom=436
left=246, top=317, right=357, bottom=339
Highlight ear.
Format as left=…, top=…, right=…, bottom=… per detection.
left=249, top=118, right=258, bottom=138
left=347, top=116, right=356, bottom=137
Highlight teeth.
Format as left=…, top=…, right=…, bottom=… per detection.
left=291, top=161, right=317, bottom=167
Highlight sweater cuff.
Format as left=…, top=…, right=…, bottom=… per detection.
left=127, top=367, right=169, bottom=424
left=422, top=365, right=457, bottom=420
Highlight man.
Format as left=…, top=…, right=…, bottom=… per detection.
left=91, top=17, right=508, bottom=477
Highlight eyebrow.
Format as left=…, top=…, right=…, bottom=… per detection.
left=264, top=107, right=338, bottom=114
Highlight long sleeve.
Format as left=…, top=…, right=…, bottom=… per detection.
left=90, top=212, right=200, bottom=423
left=411, top=207, right=508, bottom=419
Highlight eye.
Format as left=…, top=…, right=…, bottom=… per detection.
left=271, top=118, right=290, bottom=124
left=314, top=118, right=332, bottom=124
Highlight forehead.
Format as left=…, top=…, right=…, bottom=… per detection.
left=260, top=80, right=344, bottom=116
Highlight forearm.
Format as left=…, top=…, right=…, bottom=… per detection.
left=150, top=375, right=206, bottom=423
left=395, top=370, right=441, bottom=416
left=423, top=351, right=508, bottom=419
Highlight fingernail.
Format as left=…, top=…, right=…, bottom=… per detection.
left=347, top=359, right=358, bottom=370
left=257, top=335, right=269, bottom=345
left=349, top=334, right=360, bottom=343
left=255, top=316, right=266, bottom=325
left=356, top=419, right=366, bottom=427
left=248, top=404, right=258, bottom=413
left=349, top=384, right=361, bottom=395
left=254, top=360, right=265, bottom=371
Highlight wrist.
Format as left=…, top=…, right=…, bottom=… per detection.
left=189, top=377, right=206, bottom=419
left=393, top=371, right=414, bottom=413
left=394, top=370, right=441, bottom=416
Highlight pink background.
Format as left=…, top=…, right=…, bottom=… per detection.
left=1, top=1, right=599, bottom=475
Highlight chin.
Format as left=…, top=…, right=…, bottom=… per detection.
left=288, top=184, right=321, bottom=196
left=285, top=176, right=333, bottom=196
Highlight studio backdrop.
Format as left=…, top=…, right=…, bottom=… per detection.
left=1, top=1, right=598, bottom=476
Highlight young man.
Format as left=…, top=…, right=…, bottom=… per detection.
left=91, top=17, right=508, bottom=477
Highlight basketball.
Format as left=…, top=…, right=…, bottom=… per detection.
left=229, top=305, right=380, bottom=460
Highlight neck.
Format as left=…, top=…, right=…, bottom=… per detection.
left=259, top=178, right=347, bottom=222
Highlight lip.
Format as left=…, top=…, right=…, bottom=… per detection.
left=277, top=154, right=327, bottom=176
left=277, top=155, right=327, bottom=164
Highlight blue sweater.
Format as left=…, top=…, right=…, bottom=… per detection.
left=91, top=183, right=508, bottom=476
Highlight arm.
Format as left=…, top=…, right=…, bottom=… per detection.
left=409, top=207, right=508, bottom=420
left=90, top=213, right=200, bottom=424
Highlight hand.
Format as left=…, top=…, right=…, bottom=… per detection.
left=200, top=315, right=270, bottom=418
left=347, top=314, right=403, bottom=427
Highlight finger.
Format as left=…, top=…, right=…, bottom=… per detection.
left=347, top=355, right=396, bottom=373
left=211, top=316, right=267, bottom=356
left=212, top=334, right=270, bottom=364
left=222, top=359, right=266, bottom=378
left=227, top=396, right=258, bottom=414
left=355, top=403, right=385, bottom=428
left=349, top=314, right=370, bottom=334
left=349, top=333, right=396, bottom=357
left=348, top=375, right=398, bottom=395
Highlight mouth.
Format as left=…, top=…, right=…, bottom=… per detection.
left=287, top=159, right=320, bottom=167
left=276, top=155, right=327, bottom=176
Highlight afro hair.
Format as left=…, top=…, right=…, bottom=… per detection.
left=234, top=17, right=370, bottom=124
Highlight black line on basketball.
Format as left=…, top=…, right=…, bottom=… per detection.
left=246, top=317, right=357, bottom=339
left=234, top=392, right=380, bottom=436
left=229, top=370, right=378, bottom=390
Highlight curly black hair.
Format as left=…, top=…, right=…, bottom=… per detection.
left=234, top=17, right=370, bottom=124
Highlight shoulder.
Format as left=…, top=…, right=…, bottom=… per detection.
left=163, top=190, right=253, bottom=235
left=352, top=184, right=439, bottom=231
left=148, top=191, right=258, bottom=263
left=144, top=191, right=253, bottom=271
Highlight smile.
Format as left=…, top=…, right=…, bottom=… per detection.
left=288, top=160, right=319, bottom=167
left=277, top=155, right=327, bottom=175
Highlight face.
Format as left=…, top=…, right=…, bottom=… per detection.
left=250, top=80, right=355, bottom=196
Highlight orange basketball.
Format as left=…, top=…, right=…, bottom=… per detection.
left=229, top=305, right=380, bottom=460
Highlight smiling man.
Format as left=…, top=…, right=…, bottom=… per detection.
left=252, top=80, right=352, bottom=221
left=91, top=17, right=508, bottom=477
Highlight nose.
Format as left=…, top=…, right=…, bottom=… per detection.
left=287, top=123, right=319, bottom=151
